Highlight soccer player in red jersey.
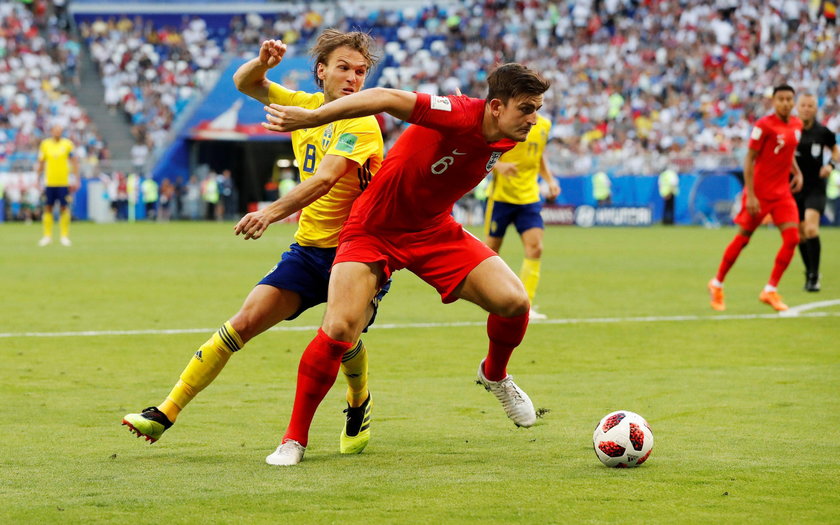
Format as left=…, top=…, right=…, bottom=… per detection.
left=708, top=84, right=805, bottom=312
left=260, top=64, right=551, bottom=465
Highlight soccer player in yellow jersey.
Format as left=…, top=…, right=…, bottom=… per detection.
left=484, top=113, right=560, bottom=320
left=36, top=124, right=78, bottom=247
left=122, top=31, right=385, bottom=457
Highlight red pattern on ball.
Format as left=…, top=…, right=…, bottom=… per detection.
left=636, top=450, right=652, bottom=465
left=629, top=423, right=645, bottom=451
left=601, top=412, right=625, bottom=432
left=598, top=441, right=626, bottom=458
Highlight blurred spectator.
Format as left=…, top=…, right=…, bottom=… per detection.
left=219, top=169, right=236, bottom=220
left=185, top=174, right=202, bottom=220
left=141, top=175, right=159, bottom=220
left=201, top=172, right=220, bottom=220
left=592, top=170, right=611, bottom=206
left=158, top=177, right=175, bottom=221
left=658, top=167, right=680, bottom=225
left=279, top=170, right=296, bottom=198
left=828, top=168, right=840, bottom=225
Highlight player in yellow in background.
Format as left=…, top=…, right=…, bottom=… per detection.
left=484, top=113, right=560, bottom=320
left=37, top=124, right=78, bottom=247
left=122, top=31, right=385, bottom=459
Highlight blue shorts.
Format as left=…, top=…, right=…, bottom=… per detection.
left=44, top=187, right=70, bottom=207
left=486, top=200, right=544, bottom=238
left=258, top=243, right=390, bottom=326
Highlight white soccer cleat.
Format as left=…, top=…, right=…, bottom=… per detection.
left=38, top=236, right=52, bottom=246
left=529, top=307, right=547, bottom=320
left=476, top=359, right=536, bottom=428
left=60, top=237, right=72, bottom=247
left=265, top=439, right=306, bottom=466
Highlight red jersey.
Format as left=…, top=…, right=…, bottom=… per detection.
left=345, top=93, right=517, bottom=231
left=748, top=113, right=802, bottom=200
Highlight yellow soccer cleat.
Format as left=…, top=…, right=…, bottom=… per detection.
left=122, top=407, right=173, bottom=443
left=340, top=394, right=372, bottom=454
left=759, top=290, right=788, bottom=311
left=708, top=280, right=725, bottom=311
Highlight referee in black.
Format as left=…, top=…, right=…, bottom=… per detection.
left=794, top=93, right=839, bottom=292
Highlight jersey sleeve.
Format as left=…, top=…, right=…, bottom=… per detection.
left=407, top=93, right=478, bottom=133
left=825, top=127, right=837, bottom=148
left=748, top=119, right=768, bottom=152
left=326, top=116, right=383, bottom=167
left=267, top=83, right=323, bottom=110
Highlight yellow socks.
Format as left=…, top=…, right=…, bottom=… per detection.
left=159, top=322, right=243, bottom=422
left=59, top=208, right=70, bottom=238
left=43, top=209, right=54, bottom=238
left=341, top=340, right=368, bottom=407
left=519, top=257, right=541, bottom=304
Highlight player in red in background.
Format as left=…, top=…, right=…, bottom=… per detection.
left=708, top=84, right=804, bottom=312
left=260, top=63, right=550, bottom=465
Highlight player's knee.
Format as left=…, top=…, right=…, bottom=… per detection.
left=782, top=227, right=800, bottom=247
left=497, top=289, right=530, bottom=318
left=525, top=243, right=542, bottom=259
left=803, top=224, right=819, bottom=238
left=321, top=316, right=360, bottom=343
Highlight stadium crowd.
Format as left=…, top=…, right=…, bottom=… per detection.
left=3, top=0, right=840, bottom=221
left=0, top=1, right=107, bottom=177
left=71, top=0, right=840, bottom=178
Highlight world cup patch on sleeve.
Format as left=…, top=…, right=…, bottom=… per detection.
left=750, top=126, right=762, bottom=140
left=335, top=133, right=358, bottom=153
left=430, top=96, right=452, bottom=111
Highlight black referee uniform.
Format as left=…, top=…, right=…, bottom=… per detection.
left=794, top=120, right=836, bottom=291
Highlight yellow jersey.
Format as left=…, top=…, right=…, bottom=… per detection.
left=268, top=83, right=384, bottom=248
left=489, top=114, right=551, bottom=205
left=38, top=137, right=75, bottom=187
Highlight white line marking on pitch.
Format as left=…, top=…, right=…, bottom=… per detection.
left=779, top=299, right=840, bottom=317
left=1, top=310, right=838, bottom=339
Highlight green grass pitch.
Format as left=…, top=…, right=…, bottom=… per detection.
left=1, top=221, right=838, bottom=523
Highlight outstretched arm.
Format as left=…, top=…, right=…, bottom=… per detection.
left=263, top=87, right=417, bottom=132
left=233, top=40, right=287, bottom=106
left=233, top=154, right=360, bottom=240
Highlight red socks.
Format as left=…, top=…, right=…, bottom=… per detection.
left=716, top=233, right=751, bottom=282
left=484, top=312, right=529, bottom=381
left=282, top=328, right=352, bottom=447
left=769, top=227, right=800, bottom=287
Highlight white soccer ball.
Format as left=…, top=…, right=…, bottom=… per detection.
left=592, top=410, right=654, bottom=468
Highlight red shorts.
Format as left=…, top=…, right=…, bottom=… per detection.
left=336, top=218, right=496, bottom=303
left=734, top=193, right=799, bottom=231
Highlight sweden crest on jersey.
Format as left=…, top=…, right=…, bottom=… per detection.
left=321, top=124, right=334, bottom=150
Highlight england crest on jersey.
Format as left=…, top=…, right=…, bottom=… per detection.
left=486, top=151, right=502, bottom=172
left=321, top=124, right=334, bottom=149
left=794, top=129, right=801, bottom=142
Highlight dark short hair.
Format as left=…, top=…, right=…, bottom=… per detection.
left=486, top=63, right=551, bottom=104
left=310, top=29, right=380, bottom=88
left=772, top=84, right=795, bottom=96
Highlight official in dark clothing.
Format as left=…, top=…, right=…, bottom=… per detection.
left=794, top=93, right=839, bottom=292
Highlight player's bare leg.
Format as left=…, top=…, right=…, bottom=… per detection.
left=270, top=261, right=382, bottom=465
left=485, top=235, right=503, bottom=253
left=709, top=227, right=753, bottom=311
left=760, top=222, right=799, bottom=311
left=520, top=227, right=545, bottom=320
left=455, top=256, right=536, bottom=427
